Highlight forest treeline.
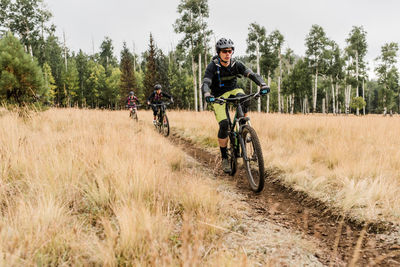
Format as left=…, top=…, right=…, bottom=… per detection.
left=0, top=0, right=399, bottom=114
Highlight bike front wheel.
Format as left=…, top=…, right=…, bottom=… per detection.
left=131, top=111, right=138, bottom=121
left=241, top=125, right=265, bottom=192
left=161, top=114, right=169, bottom=136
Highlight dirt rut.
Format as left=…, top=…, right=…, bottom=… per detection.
left=169, top=132, right=400, bottom=266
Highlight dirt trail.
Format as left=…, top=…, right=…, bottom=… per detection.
left=169, top=131, right=400, bottom=266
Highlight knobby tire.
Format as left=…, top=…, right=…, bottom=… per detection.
left=241, top=125, right=265, bottom=192
left=133, top=112, right=138, bottom=122
left=161, top=114, right=170, bottom=137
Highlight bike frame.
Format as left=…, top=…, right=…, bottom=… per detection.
left=151, top=103, right=168, bottom=121
left=158, top=104, right=166, bottom=122
left=224, top=93, right=258, bottom=161
left=225, top=99, right=250, bottom=161
left=150, top=102, right=171, bottom=125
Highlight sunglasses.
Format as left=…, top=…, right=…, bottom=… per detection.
left=221, top=49, right=233, bottom=54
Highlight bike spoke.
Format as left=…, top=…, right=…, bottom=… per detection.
left=241, top=125, right=265, bottom=192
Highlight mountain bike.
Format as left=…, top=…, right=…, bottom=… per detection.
left=213, top=88, right=269, bottom=192
left=150, top=102, right=171, bottom=137
left=129, top=105, right=141, bottom=122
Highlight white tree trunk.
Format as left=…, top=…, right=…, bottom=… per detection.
left=267, top=72, right=271, bottom=113
left=331, top=77, right=336, bottom=114
left=63, top=31, right=70, bottom=107
left=132, top=42, right=136, bottom=71
left=325, top=88, right=329, bottom=113
left=256, top=42, right=261, bottom=112
left=29, top=45, right=33, bottom=58
left=313, top=68, right=318, bottom=113
left=355, top=51, right=359, bottom=116
left=322, top=98, right=325, bottom=114
left=336, top=80, right=339, bottom=114
left=191, top=54, right=198, bottom=112
left=345, top=85, right=351, bottom=115
left=291, top=93, right=295, bottom=114
left=278, top=47, right=282, bottom=113
left=362, top=79, right=365, bottom=115
left=198, top=53, right=203, bottom=111
left=63, top=31, right=68, bottom=71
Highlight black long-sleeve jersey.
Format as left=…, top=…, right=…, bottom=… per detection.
left=201, top=56, right=266, bottom=97
left=147, top=91, right=173, bottom=104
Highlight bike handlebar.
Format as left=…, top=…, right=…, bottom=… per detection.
left=148, top=102, right=172, bottom=107
left=127, top=104, right=141, bottom=108
left=213, top=89, right=269, bottom=105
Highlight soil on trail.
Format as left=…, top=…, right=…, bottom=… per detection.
left=169, top=132, right=400, bottom=266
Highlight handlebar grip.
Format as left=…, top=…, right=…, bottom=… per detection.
left=213, top=98, right=226, bottom=105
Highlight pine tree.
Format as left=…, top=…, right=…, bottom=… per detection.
left=43, top=34, right=63, bottom=105
left=0, top=32, right=43, bottom=105
left=168, top=50, right=193, bottom=109
left=120, top=42, right=137, bottom=104
left=86, top=60, right=106, bottom=108
left=63, top=58, right=80, bottom=106
left=75, top=50, right=89, bottom=107
left=99, top=36, right=117, bottom=76
left=143, top=33, right=158, bottom=99
left=155, top=50, right=170, bottom=92
left=104, top=67, right=121, bottom=109
left=42, top=62, right=56, bottom=104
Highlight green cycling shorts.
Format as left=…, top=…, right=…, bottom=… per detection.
left=212, top=88, right=245, bottom=123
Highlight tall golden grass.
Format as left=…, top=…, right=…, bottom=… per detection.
left=169, top=111, right=400, bottom=223
left=0, top=108, right=250, bottom=265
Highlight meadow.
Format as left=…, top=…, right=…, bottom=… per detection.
left=0, top=108, right=238, bottom=265
left=2, top=107, right=400, bottom=265
left=169, top=110, right=400, bottom=224
left=0, top=108, right=324, bottom=266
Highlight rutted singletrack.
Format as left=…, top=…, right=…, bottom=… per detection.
left=168, top=130, right=400, bottom=266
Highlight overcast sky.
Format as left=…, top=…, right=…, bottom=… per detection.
left=45, top=0, right=400, bottom=78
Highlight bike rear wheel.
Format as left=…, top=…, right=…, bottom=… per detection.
left=241, top=125, right=265, bottom=192
left=161, top=114, right=169, bottom=136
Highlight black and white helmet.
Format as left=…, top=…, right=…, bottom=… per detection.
left=215, top=38, right=235, bottom=54
left=154, top=84, right=162, bottom=90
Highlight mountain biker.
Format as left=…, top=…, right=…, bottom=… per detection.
left=147, top=84, right=174, bottom=124
left=126, top=91, right=140, bottom=117
left=201, top=38, right=270, bottom=173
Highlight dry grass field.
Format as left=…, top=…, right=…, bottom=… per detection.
left=0, top=108, right=327, bottom=266
left=169, top=110, right=400, bottom=224
left=0, top=108, right=232, bottom=265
